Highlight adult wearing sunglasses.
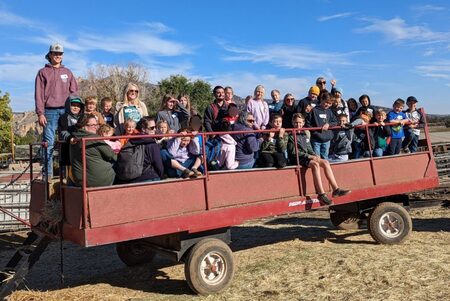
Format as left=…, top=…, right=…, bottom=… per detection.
left=315, top=77, right=336, bottom=92
left=69, top=114, right=117, bottom=187
left=116, top=117, right=164, bottom=184
left=232, top=112, right=261, bottom=169
left=115, top=82, right=149, bottom=135
left=35, top=43, right=78, bottom=178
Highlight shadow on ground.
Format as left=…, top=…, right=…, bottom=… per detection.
left=1, top=208, right=448, bottom=297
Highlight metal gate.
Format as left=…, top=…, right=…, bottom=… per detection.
left=0, top=182, right=30, bottom=232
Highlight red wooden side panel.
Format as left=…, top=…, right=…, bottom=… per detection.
left=29, top=181, right=46, bottom=226
left=63, top=187, right=84, bottom=229
left=207, top=168, right=300, bottom=208
left=330, top=160, right=375, bottom=191
left=87, top=180, right=206, bottom=228
left=372, top=154, right=430, bottom=185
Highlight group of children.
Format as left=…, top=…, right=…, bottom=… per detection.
left=58, top=81, right=424, bottom=205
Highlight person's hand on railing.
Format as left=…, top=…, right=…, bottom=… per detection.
left=69, top=137, right=79, bottom=144
left=321, top=123, right=330, bottom=131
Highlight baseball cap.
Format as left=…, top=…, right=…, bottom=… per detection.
left=49, top=43, right=64, bottom=53
left=406, top=96, right=418, bottom=103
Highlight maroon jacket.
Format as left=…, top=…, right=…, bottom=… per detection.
left=34, top=63, right=78, bottom=116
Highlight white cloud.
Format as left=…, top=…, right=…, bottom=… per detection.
left=423, top=49, right=435, bottom=57
left=0, top=10, right=38, bottom=28
left=0, top=9, right=193, bottom=57
left=356, top=17, right=449, bottom=43
left=410, top=5, right=445, bottom=12
left=415, top=60, right=450, bottom=79
left=318, top=12, right=355, bottom=22
left=0, top=54, right=43, bottom=82
left=221, top=43, right=358, bottom=70
left=28, top=30, right=194, bottom=57
left=140, top=58, right=195, bottom=83
left=141, top=22, right=173, bottom=33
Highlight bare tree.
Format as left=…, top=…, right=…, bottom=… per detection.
left=77, top=63, right=157, bottom=110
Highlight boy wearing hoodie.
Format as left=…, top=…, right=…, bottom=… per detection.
left=258, top=114, right=288, bottom=168
left=58, top=96, right=84, bottom=170
left=353, top=94, right=375, bottom=121
left=35, top=43, right=78, bottom=177
left=305, top=90, right=337, bottom=160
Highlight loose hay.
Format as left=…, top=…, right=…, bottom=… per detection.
left=3, top=207, right=450, bottom=301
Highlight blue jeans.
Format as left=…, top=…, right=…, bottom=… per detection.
left=237, top=159, right=255, bottom=170
left=166, top=157, right=198, bottom=178
left=42, top=108, right=66, bottom=177
left=311, top=140, right=330, bottom=160
left=403, top=130, right=419, bottom=153
left=388, top=138, right=403, bottom=155
left=373, top=148, right=384, bottom=157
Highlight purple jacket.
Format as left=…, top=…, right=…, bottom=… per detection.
left=35, top=64, right=78, bottom=115
left=232, top=123, right=261, bottom=165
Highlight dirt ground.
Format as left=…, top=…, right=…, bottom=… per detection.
left=1, top=204, right=449, bottom=301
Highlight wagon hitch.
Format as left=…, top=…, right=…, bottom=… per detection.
left=0, top=231, right=53, bottom=299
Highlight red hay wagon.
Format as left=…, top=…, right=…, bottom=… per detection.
left=0, top=109, right=439, bottom=297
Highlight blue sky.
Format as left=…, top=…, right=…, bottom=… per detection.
left=1, top=0, right=450, bottom=114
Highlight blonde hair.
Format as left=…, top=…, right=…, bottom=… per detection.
left=85, top=96, right=98, bottom=104
left=253, top=85, right=265, bottom=98
left=375, top=108, right=386, bottom=116
left=177, top=94, right=191, bottom=111
left=124, top=118, right=137, bottom=127
left=97, top=124, right=114, bottom=136
left=123, top=82, right=141, bottom=106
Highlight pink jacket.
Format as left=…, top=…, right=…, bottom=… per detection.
left=218, top=134, right=238, bottom=170
left=35, top=64, right=78, bottom=115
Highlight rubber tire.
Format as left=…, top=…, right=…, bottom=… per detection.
left=116, top=240, right=156, bottom=266
left=184, top=238, right=235, bottom=295
left=368, top=202, right=412, bottom=244
left=330, top=211, right=364, bottom=230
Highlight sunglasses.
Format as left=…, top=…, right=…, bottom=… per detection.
left=319, top=81, right=326, bottom=84
left=51, top=52, right=63, bottom=56
left=147, top=126, right=156, bottom=130
left=286, top=98, right=295, bottom=101
left=128, top=90, right=139, bottom=93
left=247, top=119, right=255, bottom=123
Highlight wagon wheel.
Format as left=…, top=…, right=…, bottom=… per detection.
left=116, top=240, right=156, bottom=266
left=330, top=211, right=365, bottom=230
left=368, top=202, right=412, bottom=244
left=184, top=238, right=235, bottom=295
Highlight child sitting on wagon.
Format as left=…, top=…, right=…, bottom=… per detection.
left=288, top=113, right=350, bottom=205
left=258, top=114, right=288, bottom=168
left=97, top=124, right=122, bottom=154
left=164, top=129, right=203, bottom=178
left=120, top=119, right=139, bottom=146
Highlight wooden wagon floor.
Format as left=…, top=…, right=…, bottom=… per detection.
left=1, top=202, right=449, bottom=301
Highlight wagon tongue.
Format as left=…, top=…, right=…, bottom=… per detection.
left=0, top=231, right=52, bottom=299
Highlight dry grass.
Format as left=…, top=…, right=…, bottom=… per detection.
left=3, top=206, right=449, bottom=301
